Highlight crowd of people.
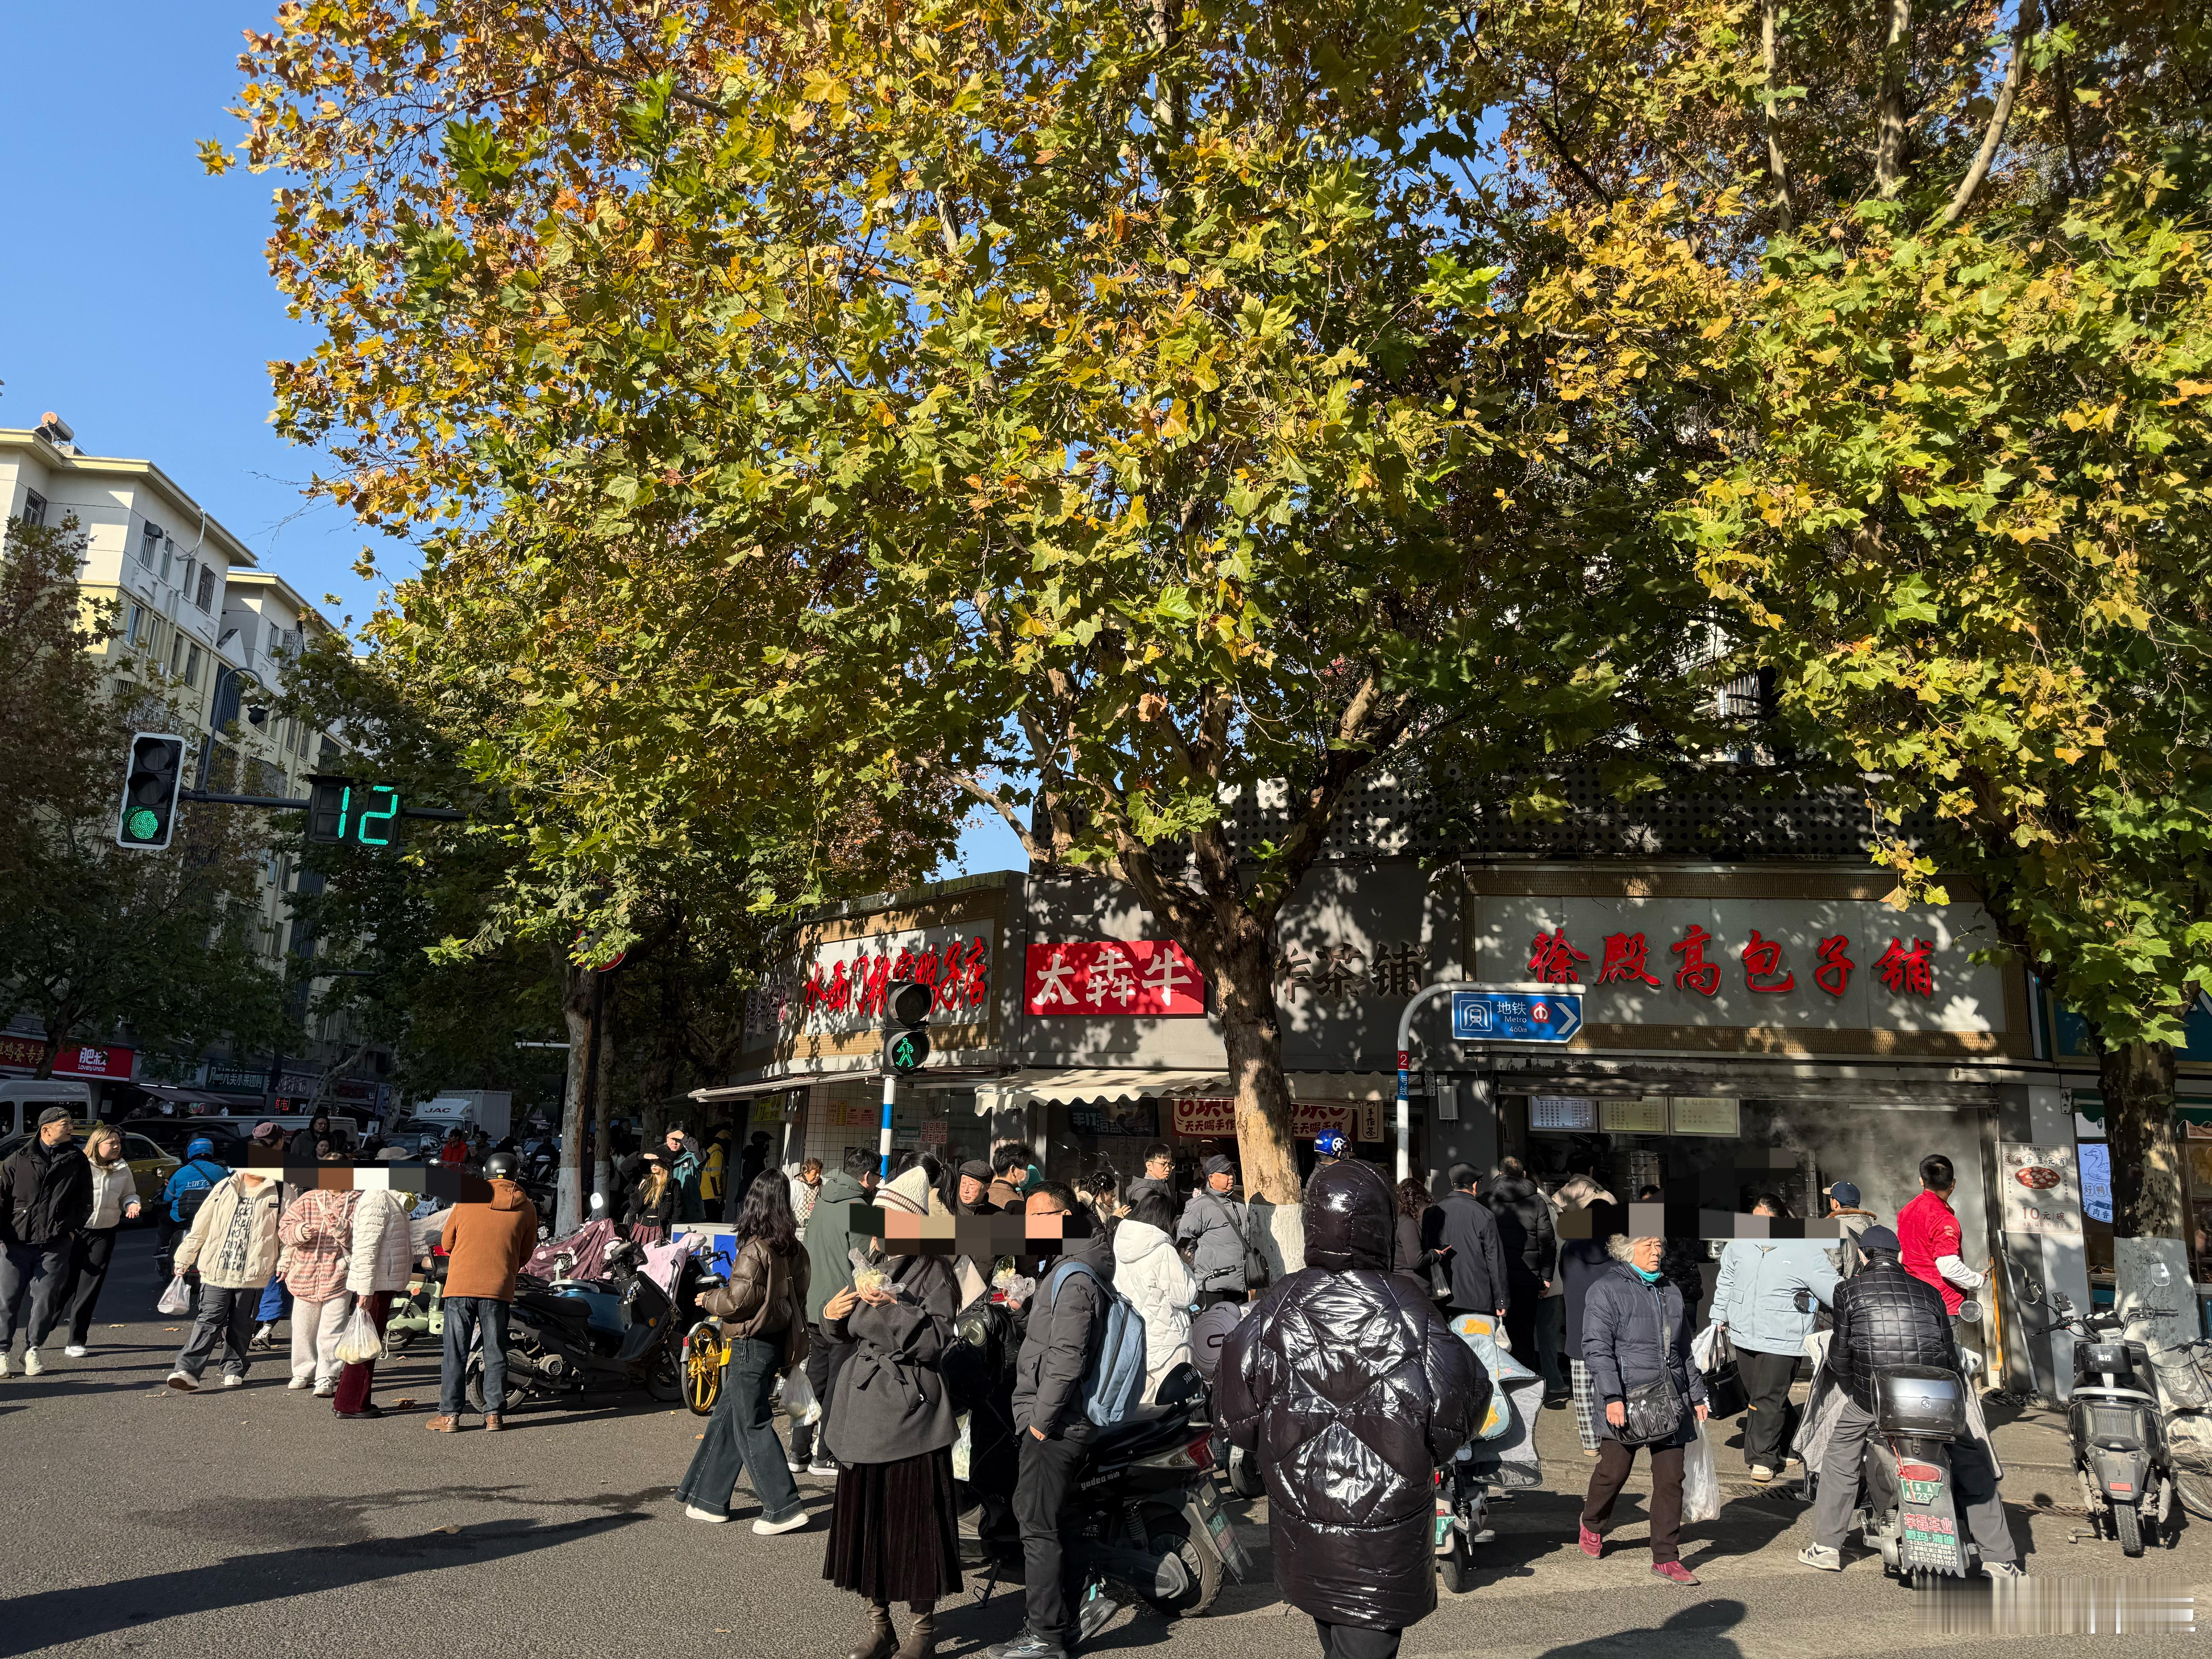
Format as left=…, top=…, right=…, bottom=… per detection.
left=2, top=1100, right=2021, bottom=1644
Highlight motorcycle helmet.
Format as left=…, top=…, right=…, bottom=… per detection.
left=1313, top=1129, right=1349, bottom=1160
left=187, top=1137, right=216, bottom=1161
left=484, top=1149, right=520, bottom=1180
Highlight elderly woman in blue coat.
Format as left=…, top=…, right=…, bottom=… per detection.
left=1709, top=1193, right=1840, bottom=1483
left=1578, top=1232, right=1711, bottom=1586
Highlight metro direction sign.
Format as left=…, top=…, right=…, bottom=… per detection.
left=1451, top=989, right=1584, bottom=1043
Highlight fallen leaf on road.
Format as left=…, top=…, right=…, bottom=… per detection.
left=435, top=1525, right=459, bottom=1534
left=395, top=1397, right=417, bottom=1407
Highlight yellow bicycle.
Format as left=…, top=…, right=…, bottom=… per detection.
left=682, top=1316, right=727, bottom=1416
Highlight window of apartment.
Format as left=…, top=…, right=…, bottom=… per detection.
left=159, top=537, right=174, bottom=582
left=196, top=566, right=216, bottom=611
left=184, top=642, right=203, bottom=688
left=169, top=633, right=188, bottom=678
left=139, top=522, right=164, bottom=569
left=20, top=491, right=45, bottom=527
left=124, top=601, right=149, bottom=647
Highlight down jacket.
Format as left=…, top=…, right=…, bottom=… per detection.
left=1831, top=1255, right=1958, bottom=1413
left=1580, top=1256, right=1709, bottom=1446
left=1013, top=1233, right=1113, bottom=1439
left=173, top=1174, right=283, bottom=1290
left=1112, top=1217, right=1198, bottom=1399
left=1218, top=1161, right=1484, bottom=1632
left=0, top=1139, right=91, bottom=1247
left=1709, top=1238, right=1839, bottom=1357
left=348, top=1189, right=418, bottom=1296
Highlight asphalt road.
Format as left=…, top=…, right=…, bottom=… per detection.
left=5, top=1229, right=2206, bottom=1658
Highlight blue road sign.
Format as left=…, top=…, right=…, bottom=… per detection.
left=1451, top=990, right=1583, bottom=1043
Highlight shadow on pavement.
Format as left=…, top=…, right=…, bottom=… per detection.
left=1535, top=1600, right=1747, bottom=1659
left=0, top=1508, right=648, bottom=1654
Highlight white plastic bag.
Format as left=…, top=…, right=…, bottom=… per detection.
left=781, top=1365, right=820, bottom=1425
left=335, top=1304, right=385, bottom=1365
left=156, top=1275, right=191, bottom=1316
left=1690, top=1320, right=1725, bottom=1373
left=951, top=1412, right=972, bottom=1482
left=1681, top=1419, right=1721, bottom=1524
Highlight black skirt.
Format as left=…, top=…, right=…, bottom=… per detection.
left=822, top=1446, right=963, bottom=1606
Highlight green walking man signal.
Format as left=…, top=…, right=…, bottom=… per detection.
left=114, top=733, right=188, bottom=851
left=884, top=978, right=932, bottom=1075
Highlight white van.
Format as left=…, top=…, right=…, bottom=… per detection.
left=0, top=1080, right=94, bottom=1142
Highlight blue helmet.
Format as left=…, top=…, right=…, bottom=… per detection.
left=187, top=1137, right=217, bottom=1161
left=1314, top=1130, right=1349, bottom=1159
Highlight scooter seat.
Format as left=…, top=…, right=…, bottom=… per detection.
left=1088, top=1404, right=1193, bottom=1461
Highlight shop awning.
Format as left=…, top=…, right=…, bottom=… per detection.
left=134, top=1084, right=246, bottom=1109
left=984, top=1070, right=1228, bottom=1108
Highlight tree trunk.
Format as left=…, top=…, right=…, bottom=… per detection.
left=2104, top=1037, right=2186, bottom=1238
left=1209, top=919, right=1301, bottom=1206
left=33, top=1034, right=59, bottom=1081
left=1762, top=0, right=1793, bottom=228
left=592, top=999, right=616, bottom=1208
left=557, top=963, right=594, bottom=1235
left=1874, top=0, right=1912, bottom=197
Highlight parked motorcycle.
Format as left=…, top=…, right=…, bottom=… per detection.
left=1855, top=1354, right=1985, bottom=1582
left=468, top=1231, right=687, bottom=1408
left=1063, top=1364, right=1247, bottom=1621
left=2017, top=1277, right=2199, bottom=1553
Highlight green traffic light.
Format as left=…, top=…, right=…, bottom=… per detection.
left=357, top=785, right=399, bottom=845
left=126, top=808, right=158, bottom=842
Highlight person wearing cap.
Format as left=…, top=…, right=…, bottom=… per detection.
left=663, top=1124, right=706, bottom=1223
left=629, top=1147, right=680, bottom=1237
left=1824, top=1181, right=1877, bottom=1278
left=166, top=1150, right=283, bottom=1391
left=429, top=1149, right=539, bottom=1432
left=1175, top=1155, right=1253, bottom=1309
left=334, top=1146, right=419, bottom=1419
left=1798, top=1224, right=2018, bottom=1577
left=957, top=1160, right=998, bottom=1216
left=1709, top=1193, right=1839, bottom=1483
left=0, top=1107, right=93, bottom=1376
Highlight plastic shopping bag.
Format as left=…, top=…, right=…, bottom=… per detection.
left=156, top=1275, right=191, bottom=1316
left=782, top=1365, right=821, bottom=1425
left=951, top=1412, right=973, bottom=1482
left=335, top=1304, right=385, bottom=1365
left=1681, top=1419, right=1721, bottom=1524
left=1690, top=1320, right=1724, bottom=1373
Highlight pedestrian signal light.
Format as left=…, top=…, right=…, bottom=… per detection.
left=885, top=1027, right=930, bottom=1074
left=115, top=733, right=187, bottom=850
left=307, top=776, right=403, bottom=847
left=890, top=980, right=933, bottom=1029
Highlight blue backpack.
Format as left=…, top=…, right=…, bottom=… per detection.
left=1048, top=1259, right=1147, bottom=1427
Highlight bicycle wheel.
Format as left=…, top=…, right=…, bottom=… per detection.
left=683, top=1323, right=726, bottom=1417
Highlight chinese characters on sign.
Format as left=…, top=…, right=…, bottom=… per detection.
left=1024, top=941, right=1207, bottom=1017
left=0, top=1037, right=134, bottom=1080
left=1505, top=925, right=1932, bottom=1002
left=747, top=923, right=997, bottom=1037
left=1274, top=939, right=1429, bottom=1002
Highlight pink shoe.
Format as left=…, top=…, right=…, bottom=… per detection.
left=1578, top=1522, right=1602, bottom=1559
left=1651, top=1561, right=1700, bottom=1586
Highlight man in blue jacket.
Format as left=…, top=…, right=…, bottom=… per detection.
left=1709, top=1194, right=1839, bottom=1482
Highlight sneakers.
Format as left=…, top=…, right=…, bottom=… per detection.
left=426, top=1415, right=460, bottom=1432
left=1651, top=1561, right=1700, bottom=1586
left=1985, top=1561, right=2025, bottom=1581
left=483, top=1414, right=505, bottom=1432
left=808, top=1457, right=838, bottom=1477
left=249, top=1324, right=277, bottom=1350
left=1796, top=1544, right=1843, bottom=1571
left=685, top=1504, right=730, bottom=1524
left=1075, top=1590, right=1121, bottom=1643
left=166, top=1371, right=198, bottom=1391
left=1578, top=1521, right=1603, bottom=1559
left=0, top=1352, right=10, bottom=1377
left=753, top=1510, right=809, bottom=1535
left=22, top=1349, right=42, bottom=1377
left=1749, top=1463, right=1775, bottom=1484
left=64, top=1345, right=87, bottom=1359
left=788, top=1458, right=809, bottom=1475
left=313, top=1380, right=337, bottom=1398
left=979, top=1634, right=1067, bottom=1659
left=289, top=1376, right=314, bottom=1391
left=221, top=1374, right=245, bottom=1389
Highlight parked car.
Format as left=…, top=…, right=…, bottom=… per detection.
left=123, top=1117, right=252, bottom=1164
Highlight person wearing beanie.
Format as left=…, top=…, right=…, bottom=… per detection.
left=958, top=1160, right=998, bottom=1216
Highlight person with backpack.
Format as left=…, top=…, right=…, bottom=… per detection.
left=1175, top=1155, right=1251, bottom=1308
left=986, top=1182, right=1122, bottom=1659
left=158, top=1137, right=230, bottom=1287
left=818, top=1164, right=963, bottom=1659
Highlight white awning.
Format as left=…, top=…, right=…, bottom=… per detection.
left=981, top=1070, right=1228, bottom=1110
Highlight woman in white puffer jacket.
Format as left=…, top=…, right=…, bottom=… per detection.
left=1112, top=1192, right=1199, bottom=1400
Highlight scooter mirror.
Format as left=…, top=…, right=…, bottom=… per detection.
left=1956, top=1298, right=1982, bottom=1324
left=589, top=1191, right=605, bottom=1210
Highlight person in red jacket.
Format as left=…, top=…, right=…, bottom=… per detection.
left=1896, top=1153, right=1982, bottom=1329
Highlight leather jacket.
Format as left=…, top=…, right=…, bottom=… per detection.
left=1831, top=1255, right=1958, bottom=1412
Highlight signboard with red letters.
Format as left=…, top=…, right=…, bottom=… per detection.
left=1171, top=1096, right=1381, bottom=1141
left=1023, top=941, right=1207, bottom=1017
left=747, top=922, right=995, bottom=1038
left=0, top=1037, right=134, bottom=1080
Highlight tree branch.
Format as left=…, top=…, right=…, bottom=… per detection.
left=1763, top=0, right=1794, bottom=229
left=1532, top=112, right=1615, bottom=208
left=1874, top=0, right=1914, bottom=198
left=1938, top=0, right=2039, bottom=227
left=951, top=772, right=1051, bottom=865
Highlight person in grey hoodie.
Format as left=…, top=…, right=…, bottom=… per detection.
left=987, top=1183, right=1116, bottom=1659
left=1174, top=1154, right=1250, bottom=1307
left=793, top=1148, right=874, bottom=1474
left=1709, top=1194, right=1839, bottom=1482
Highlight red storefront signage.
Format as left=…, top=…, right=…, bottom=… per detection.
left=1024, top=941, right=1207, bottom=1017
left=1170, top=1097, right=1372, bottom=1140
left=1527, top=925, right=1937, bottom=1000
left=0, top=1037, right=135, bottom=1080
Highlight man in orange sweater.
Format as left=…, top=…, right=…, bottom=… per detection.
left=429, top=1151, right=539, bottom=1433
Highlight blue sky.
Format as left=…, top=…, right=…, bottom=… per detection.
left=0, top=1, right=1024, bottom=877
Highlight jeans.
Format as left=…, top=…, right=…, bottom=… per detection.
left=1534, top=1295, right=1567, bottom=1395
left=63, top=1227, right=121, bottom=1346
left=677, top=1335, right=805, bottom=1523
left=0, top=1240, right=71, bottom=1349
left=788, top=1322, right=838, bottom=1464
left=175, top=1283, right=259, bottom=1380
left=1315, top=1621, right=1401, bottom=1659
left=334, top=1292, right=392, bottom=1413
left=441, top=1295, right=511, bottom=1415
left=291, top=1293, right=355, bottom=1385
left=1739, top=1347, right=1799, bottom=1469
left=1811, top=1396, right=2015, bottom=1564
left=1583, top=1438, right=1687, bottom=1563
left=1014, top=1429, right=1090, bottom=1646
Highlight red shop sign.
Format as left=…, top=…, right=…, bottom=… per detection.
left=1024, top=941, right=1207, bottom=1017
left=0, top=1036, right=135, bottom=1080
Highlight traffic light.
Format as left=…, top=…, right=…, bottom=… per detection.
left=307, top=776, right=403, bottom=847
left=115, top=733, right=187, bottom=850
left=884, top=977, right=931, bottom=1074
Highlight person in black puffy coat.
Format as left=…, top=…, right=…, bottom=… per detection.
left=1218, top=1160, right=1484, bottom=1659
left=1482, top=1159, right=1556, bottom=1364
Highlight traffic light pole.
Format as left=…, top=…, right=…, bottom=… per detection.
left=878, top=1070, right=896, bottom=1183
left=177, top=787, right=467, bottom=821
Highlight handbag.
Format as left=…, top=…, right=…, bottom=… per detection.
left=1619, top=1374, right=1684, bottom=1444
left=1700, top=1327, right=1750, bottom=1419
